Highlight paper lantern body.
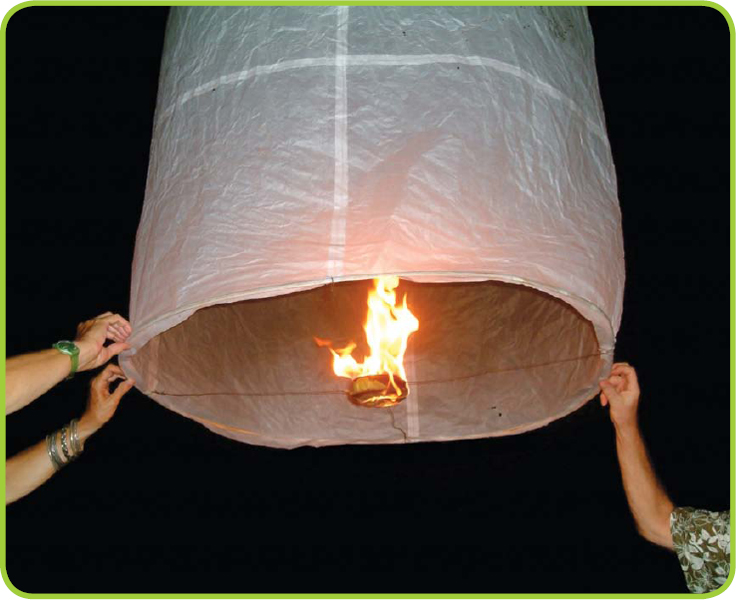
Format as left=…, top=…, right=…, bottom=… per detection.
left=121, top=7, right=624, bottom=448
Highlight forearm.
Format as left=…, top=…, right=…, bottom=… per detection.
left=615, top=423, right=674, bottom=549
left=5, top=350, right=73, bottom=414
left=6, top=437, right=56, bottom=504
left=6, top=417, right=100, bottom=504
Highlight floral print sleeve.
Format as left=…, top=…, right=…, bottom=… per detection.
left=671, top=507, right=730, bottom=593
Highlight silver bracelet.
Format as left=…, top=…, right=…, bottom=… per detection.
left=60, top=425, right=73, bottom=462
left=52, top=429, right=68, bottom=466
left=70, top=419, right=82, bottom=456
left=46, top=431, right=63, bottom=472
left=46, top=421, right=84, bottom=472
left=69, top=419, right=84, bottom=457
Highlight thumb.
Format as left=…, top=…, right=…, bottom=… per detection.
left=600, top=381, right=622, bottom=403
left=98, top=342, right=131, bottom=365
left=106, top=342, right=131, bottom=358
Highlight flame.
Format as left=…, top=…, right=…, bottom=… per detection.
left=319, top=276, right=419, bottom=395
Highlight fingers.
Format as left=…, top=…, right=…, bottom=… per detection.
left=102, top=364, right=125, bottom=379
left=99, top=314, right=131, bottom=333
left=91, top=313, right=130, bottom=330
left=78, top=313, right=132, bottom=347
left=599, top=380, right=622, bottom=403
left=110, top=378, right=135, bottom=404
left=106, top=320, right=132, bottom=345
left=101, top=363, right=123, bottom=375
left=611, top=363, right=639, bottom=393
left=608, top=374, right=624, bottom=393
left=91, top=363, right=124, bottom=389
left=107, top=323, right=128, bottom=343
left=115, top=318, right=132, bottom=336
left=611, top=363, right=634, bottom=375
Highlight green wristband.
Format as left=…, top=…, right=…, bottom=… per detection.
left=52, top=341, right=80, bottom=378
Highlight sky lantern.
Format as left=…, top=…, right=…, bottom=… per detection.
left=121, top=6, right=624, bottom=449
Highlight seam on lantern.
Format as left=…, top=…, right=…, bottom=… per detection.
left=346, top=54, right=604, bottom=138
left=130, top=271, right=615, bottom=354
left=158, top=55, right=604, bottom=140
left=406, top=351, right=420, bottom=440
left=149, top=335, right=161, bottom=393
left=152, top=381, right=604, bottom=446
left=158, top=57, right=335, bottom=121
left=327, top=6, right=350, bottom=279
left=144, top=351, right=607, bottom=397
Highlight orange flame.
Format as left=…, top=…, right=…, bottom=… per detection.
left=319, top=276, right=419, bottom=393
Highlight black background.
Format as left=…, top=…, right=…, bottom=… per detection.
left=5, top=6, right=730, bottom=594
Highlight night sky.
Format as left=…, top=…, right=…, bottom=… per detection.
left=5, top=7, right=730, bottom=594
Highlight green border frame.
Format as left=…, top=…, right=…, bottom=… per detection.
left=0, top=0, right=733, bottom=597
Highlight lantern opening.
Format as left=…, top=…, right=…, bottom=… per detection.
left=125, top=279, right=603, bottom=448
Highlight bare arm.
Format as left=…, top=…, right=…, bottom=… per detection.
left=5, top=312, right=132, bottom=415
left=5, top=417, right=107, bottom=504
left=600, top=363, right=674, bottom=549
left=5, top=350, right=76, bottom=415
left=5, top=435, right=56, bottom=504
left=6, top=364, right=134, bottom=504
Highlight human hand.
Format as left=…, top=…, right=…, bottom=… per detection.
left=599, top=362, right=640, bottom=431
left=74, top=312, right=132, bottom=372
left=80, top=364, right=135, bottom=434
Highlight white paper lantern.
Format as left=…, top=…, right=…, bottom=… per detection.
left=121, top=6, right=624, bottom=448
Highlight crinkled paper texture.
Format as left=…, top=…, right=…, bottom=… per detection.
left=121, top=6, right=624, bottom=448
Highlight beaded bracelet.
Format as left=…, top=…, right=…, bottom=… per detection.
left=45, top=419, right=85, bottom=471
left=60, top=425, right=72, bottom=462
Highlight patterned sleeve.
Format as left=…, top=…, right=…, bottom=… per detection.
left=670, top=507, right=730, bottom=593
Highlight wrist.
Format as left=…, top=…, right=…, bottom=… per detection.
left=74, top=339, right=98, bottom=371
left=614, top=419, right=640, bottom=442
left=78, top=413, right=103, bottom=442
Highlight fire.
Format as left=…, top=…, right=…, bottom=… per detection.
left=317, top=276, right=419, bottom=404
